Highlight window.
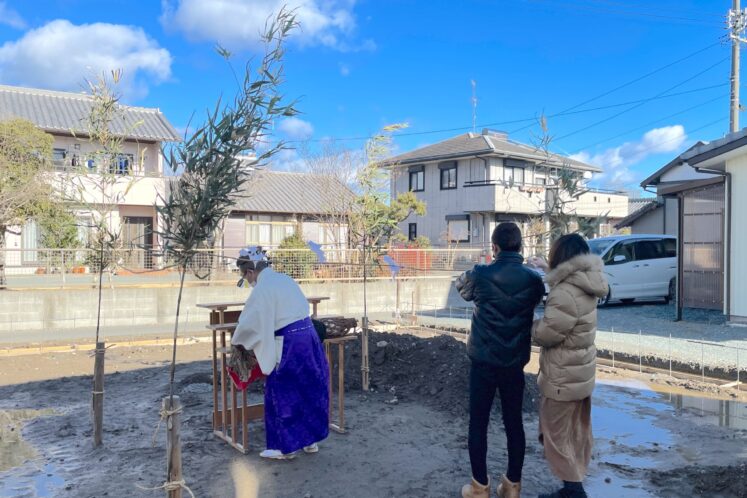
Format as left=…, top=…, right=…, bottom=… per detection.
left=439, top=162, right=457, bottom=190
left=52, top=148, right=67, bottom=171
left=246, top=214, right=296, bottom=246
left=408, top=223, right=417, bottom=241
left=446, top=216, right=470, bottom=243
left=503, top=166, right=525, bottom=185
left=76, top=216, right=93, bottom=246
left=112, top=154, right=133, bottom=175
left=663, top=238, right=677, bottom=258
left=605, top=241, right=634, bottom=265
left=22, top=220, right=40, bottom=263
left=536, top=177, right=546, bottom=186
left=588, top=238, right=614, bottom=256
left=634, top=240, right=665, bottom=260
left=409, top=166, right=424, bottom=192
left=469, top=158, right=487, bottom=183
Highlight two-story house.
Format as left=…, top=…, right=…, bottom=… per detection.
left=0, top=84, right=180, bottom=272
left=385, top=129, right=629, bottom=249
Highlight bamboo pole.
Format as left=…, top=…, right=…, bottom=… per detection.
left=92, top=341, right=105, bottom=447
left=163, top=396, right=183, bottom=498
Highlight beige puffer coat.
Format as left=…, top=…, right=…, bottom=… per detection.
left=532, top=254, right=609, bottom=402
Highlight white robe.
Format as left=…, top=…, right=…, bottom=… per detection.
left=231, top=268, right=310, bottom=375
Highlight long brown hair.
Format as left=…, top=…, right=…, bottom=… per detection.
left=549, top=233, right=590, bottom=270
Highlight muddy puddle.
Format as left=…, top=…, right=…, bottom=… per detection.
left=0, top=409, right=64, bottom=498
left=601, top=378, right=747, bottom=431
left=586, top=380, right=747, bottom=497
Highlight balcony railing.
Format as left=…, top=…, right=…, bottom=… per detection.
left=52, top=159, right=163, bottom=178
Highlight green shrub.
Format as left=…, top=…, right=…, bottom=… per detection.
left=273, top=234, right=317, bottom=280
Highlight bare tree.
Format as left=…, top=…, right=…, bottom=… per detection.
left=300, top=140, right=360, bottom=250
left=494, top=115, right=609, bottom=254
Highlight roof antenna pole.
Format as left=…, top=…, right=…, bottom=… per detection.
left=471, top=80, right=477, bottom=134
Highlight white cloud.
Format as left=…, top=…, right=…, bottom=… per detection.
left=0, top=2, right=26, bottom=29
left=161, top=0, right=372, bottom=52
left=0, top=20, right=172, bottom=99
left=339, top=63, right=350, bottom=76
left=278, top=117, right=314, bottom=140
left=571, top=125, right=687, bottom=187
left=272, top=147, right=307, bottom=171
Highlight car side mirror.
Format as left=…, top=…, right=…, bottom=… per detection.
left=613, top=254, right=627, bottom=263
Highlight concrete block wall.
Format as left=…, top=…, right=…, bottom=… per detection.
left=0, top=277, right=464, bottom=334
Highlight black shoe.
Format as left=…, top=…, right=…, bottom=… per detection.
left=538, top=488, right=587, bottom=498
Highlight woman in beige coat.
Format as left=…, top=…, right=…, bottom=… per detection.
left=531, top=234, right=608, bottom=498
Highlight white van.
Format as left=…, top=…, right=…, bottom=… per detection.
left=587, top=234, right=677, bottom=306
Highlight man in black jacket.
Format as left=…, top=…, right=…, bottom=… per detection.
left=456, top=222, right=545, bottom=498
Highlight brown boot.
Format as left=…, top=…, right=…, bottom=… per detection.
left=461, top=477, right=491, bottom=498
left=496, top=474, right=521, bottom=498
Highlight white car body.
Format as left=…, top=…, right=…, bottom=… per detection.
left=525, top=264, right=550, bottom=299
left=587, top=234, right=677, bottom=304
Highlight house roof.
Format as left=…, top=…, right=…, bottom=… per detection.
left=639, top=142, right=704, bottom=188
left=681, top=128, right=747, bottom=165
left=381, top=129, right=602, bottom=172
left=0, top=84, right=180, bottom=142
left=233, top=170, right=356, bottom=215
left=658, top=176, right=724, bottom=196
left=614, top=199, right=661, bottom=229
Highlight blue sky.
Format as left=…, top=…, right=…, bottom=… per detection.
left=0, top=0, right=734, bottom=192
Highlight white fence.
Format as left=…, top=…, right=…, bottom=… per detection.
left=0, top=247, right=494, bottom=288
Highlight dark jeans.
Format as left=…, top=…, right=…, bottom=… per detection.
left=468, top=362, right=526, bottom=485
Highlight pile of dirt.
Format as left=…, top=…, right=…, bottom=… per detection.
left=649, top=462, right=747, bottom=497
left=341, top=331, right=540, bottom=417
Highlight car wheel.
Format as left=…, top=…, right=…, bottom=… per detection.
left=598, top=289, right=611, bottom=307
left=665, top=278, right=676, bottom=304
left=620, top=298, right=635, bottom=304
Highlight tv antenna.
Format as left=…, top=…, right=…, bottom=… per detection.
left=471, top=80, right=478, bottom=133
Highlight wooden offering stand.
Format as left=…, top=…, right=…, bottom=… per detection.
left=198, top=298, right=354, bottom=453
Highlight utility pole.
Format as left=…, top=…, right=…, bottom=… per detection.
left=728, top=0, right=747, bottom=132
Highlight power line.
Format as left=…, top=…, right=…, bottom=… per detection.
left=581, top=0, right=721, bottom=18
left=571, top=93, right=728, bottom=154
left=288, top=82, right=726, bottom=145
left=552, top=56, right=730, bottom=143
left=520, top=0, right=724, bottom=26
left=546, top=83, right=725, bottom=117
left=509, top=40, right=725, bottom=135
left=578, top=117, right=726, bottom=191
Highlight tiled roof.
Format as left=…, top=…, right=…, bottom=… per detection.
left=615, top=199, right=661, bottom=229
left=233, top=170, right=356, bottom=215
left=0, top=84, right=180, bottom=142
left=382, top=130, right=601, bottom=172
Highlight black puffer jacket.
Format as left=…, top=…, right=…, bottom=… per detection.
left=456, top=251, right=545, bottom=369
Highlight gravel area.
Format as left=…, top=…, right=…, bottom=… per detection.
left=411, top=302, right=746, bottom=379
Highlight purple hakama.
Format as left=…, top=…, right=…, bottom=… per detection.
left=264, top=317, right=330, bottom=454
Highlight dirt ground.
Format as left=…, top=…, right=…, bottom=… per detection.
left=1, top=331, right=746, bottom=498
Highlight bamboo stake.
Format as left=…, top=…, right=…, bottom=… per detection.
left=163, top=396, right=183, bottom=498
left=92, top=340, right=105, bottom=448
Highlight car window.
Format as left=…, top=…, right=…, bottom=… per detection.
left=663, top=238, right=676, bottom=258
left=606, top=241, right=634, bottom=265
left=634, top=240, right=663, bottom=261
left=588, top=238, right=614, bottom=256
